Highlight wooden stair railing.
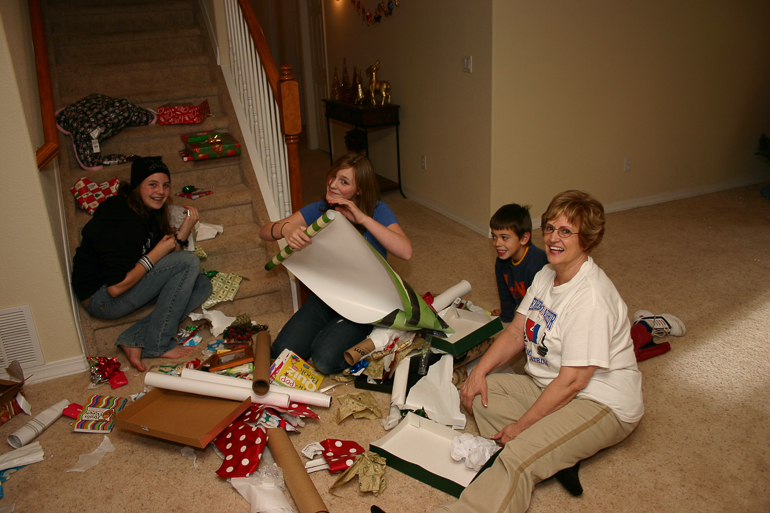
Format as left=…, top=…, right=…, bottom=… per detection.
left=28, top=0, right=59, bottom=169
left=236, top=0, right=303, bottom=213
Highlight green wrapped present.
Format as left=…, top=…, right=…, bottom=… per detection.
left=181, top=130, right=241, bottom=161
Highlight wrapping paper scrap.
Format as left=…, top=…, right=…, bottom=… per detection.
left=181, top=446, right=200, bottom=470
left=62, top=403, right=83, bottom=419
left=320, top=439, right=365, bottom=474
left=202, top=272, right=243, bottom=310
left=302, top=442, right=324, bottom=459
left=197, top=222, right=224, bottom=241
left=194, top=244, right=208, bottom=259
left=267, top=428, right=329, bottom=513
left=109, top=371, right=128, bottom=388
left=333, top=392, right=381, bottom=424
left=242, top=402, right=319, bottom=425
left=230, top=462, right=291, bottom=513
left=0, top=442, right=44, bottom=472
left=189, top=309, right=237, bottom=337
left=7, top=399, right=69, bottom=448
left=403, top=354, right=466, bottom=429
left=0, top=466, right=22, bottom=499
left=330, top=451, right=387, bottom=497
left=214, top=421, right=268, bottom=479
left=67, top=435, right=115, bottom=472
left=450, top=433, right=501, bottom=472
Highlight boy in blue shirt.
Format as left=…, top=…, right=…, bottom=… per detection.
left=490, top=204, right=548, bottom=323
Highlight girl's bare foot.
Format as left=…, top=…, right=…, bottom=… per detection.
left=160, top=346, right=194, bottom=359
left=119, top=345, right=147, bottom=372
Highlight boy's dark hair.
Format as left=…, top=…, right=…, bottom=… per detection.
left=490, top=204, right=533, bottom=244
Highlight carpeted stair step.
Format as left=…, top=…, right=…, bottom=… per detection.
left=46, top=0, right=294, bottom=358
left=46, top=0, right=196, bottom=35
left=53, top=27, right=204, bottom=65
left=59, top=83, right=221, bottom=110
left=56, top=55, right=213, bottom=99
left=56, top=119, right=236, bottom=174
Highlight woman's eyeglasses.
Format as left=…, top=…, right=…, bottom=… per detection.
left=543, top=225, right=579, bottom=238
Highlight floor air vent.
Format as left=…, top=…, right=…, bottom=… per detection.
left=0, top=306, right=45, bottom=371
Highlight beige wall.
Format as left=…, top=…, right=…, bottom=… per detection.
left=0, top=5, right=83, bottom=364
left=491, top=0, right=770, bottom=218
left=323, top=0, right=494, bottom=228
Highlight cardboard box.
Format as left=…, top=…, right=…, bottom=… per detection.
left=370, top=412, right=479, bottom=497
left=181, top=130, right=241, bottom=161
left=424, top=306, right=504, bottom=357
left=0, top=364, right=26, bottom=427
left=115, top=387, right=251, bottom=448
left=269, top=349, right=323, bottom=392
left=158, top=100, right=210, bottom=125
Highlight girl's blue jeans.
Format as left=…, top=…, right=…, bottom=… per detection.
left=271, top=293, right=372, bottom=375
left=84, top=251, right=212, bottom=357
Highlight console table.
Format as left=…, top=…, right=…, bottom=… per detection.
left=323, top=99, right=404, bottom=198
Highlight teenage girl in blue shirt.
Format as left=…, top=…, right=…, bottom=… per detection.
left=259, top=152, right=412, bottom=374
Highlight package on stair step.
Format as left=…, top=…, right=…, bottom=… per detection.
left=158, top=100, right=211, bottom=125
left=181, top=130, right=241, bottom=161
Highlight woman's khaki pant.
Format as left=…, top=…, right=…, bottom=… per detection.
left=433, top=373, right=638, bottom=513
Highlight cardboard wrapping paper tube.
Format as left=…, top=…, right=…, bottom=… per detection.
left=432, top=280, right=472, bottom=312
left=145, top=372, right=291, bottom=409
left=344, top=338, right=376, bottom=366
left=253, top=331, right=272, bottom=395
left=7, top=399, right=69, bottom=448
left=180, top=368, right=332, bottom=408
left=267, top=427, right=329, bottom=513
left=265, top=211, right=336, bottom=271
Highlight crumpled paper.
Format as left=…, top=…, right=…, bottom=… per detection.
left=67, top=435, right=115, bottom=472
left=333, top=392, right=382, bottom=424
left=403, top=354, right=466, bottom=429
left=450, top=433, right=501, bottom=471
left=189, top=309, right=237, bottom=337
left=330, top=451, right=387, bottom=497
left=231, top=460, right=291, bottom=513
left=0, top=442, right=44, bottom=472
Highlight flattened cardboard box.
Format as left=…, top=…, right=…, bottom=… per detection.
left=115, top=387, right=251, bottom=448
left=425, top=306, right=504, bottom=357
left=370, top=412, right=479, bottom=497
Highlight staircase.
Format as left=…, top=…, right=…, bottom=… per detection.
left=43, top=0, right=294, bottom=357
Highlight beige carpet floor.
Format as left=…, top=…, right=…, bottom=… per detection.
left=0, top=179, right=768, bottom=513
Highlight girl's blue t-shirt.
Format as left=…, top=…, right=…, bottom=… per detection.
left=299, top=200, right=398, bottom=259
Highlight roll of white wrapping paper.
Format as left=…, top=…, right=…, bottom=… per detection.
left=7, top=399, right=70, bottom=448
left=180, top=368, right=332, bottom=408
left=144, top=372, right=291, bottom=409
left=432, top=280, right=472, bottom=312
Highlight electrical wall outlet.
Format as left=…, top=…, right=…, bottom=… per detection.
left=421, top=155, right=427, bottom=170
left=462, top=55, right=472, bottom=73
left=624, top=157, right=632, bottom=173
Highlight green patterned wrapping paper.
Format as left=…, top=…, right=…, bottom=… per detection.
left=202, top=272, right=243, bottom=310
left=265, top=210, right=336, bottom=271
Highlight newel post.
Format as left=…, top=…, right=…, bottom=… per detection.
left=279, top=65, right=303, bottom=212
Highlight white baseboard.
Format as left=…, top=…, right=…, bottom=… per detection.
left=402, top=187, right=491, bottom=236
left=601, top=173, right=770, bottom=215
left=0, top=356, right=89, bottom=385
left=405, top=173, right=770, bottom=237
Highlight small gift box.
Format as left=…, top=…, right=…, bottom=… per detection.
left=71, top=177, right=120, bottom=215
left=158, top=100, right=210, bottom=125
left=181, top=130, right=241, bottom=161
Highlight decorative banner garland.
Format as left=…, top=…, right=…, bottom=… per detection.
left=351, top=0, right=400, bottom=26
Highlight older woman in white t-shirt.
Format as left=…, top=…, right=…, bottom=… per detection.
left=434, top=190, right=643, bottom=513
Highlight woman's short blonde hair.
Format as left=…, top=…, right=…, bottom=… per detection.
left=541, top=190, right=605, bottom=253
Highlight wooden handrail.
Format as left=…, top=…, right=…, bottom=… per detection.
left=237, top=0, right=303, bottom=212
left=28, top=0, right=59, bottom=169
